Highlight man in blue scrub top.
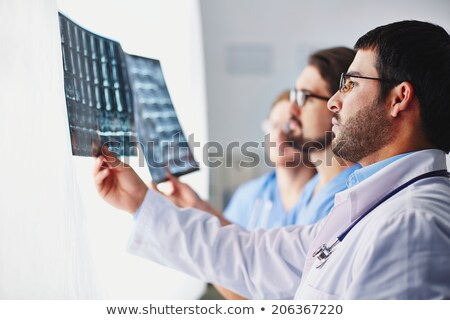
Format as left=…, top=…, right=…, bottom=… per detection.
left=160, top=48, right=359, bottom=234
left=224, top=48, right=360, bottom=230
left=218, top=48, right=359, bottom=299
left=223, top=90, right=317, bottom=230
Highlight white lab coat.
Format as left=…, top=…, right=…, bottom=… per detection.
left=128, top=149, right=450, bottom=299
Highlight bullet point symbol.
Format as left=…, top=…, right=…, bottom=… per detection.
left=261, top=307, right=265, bottom=311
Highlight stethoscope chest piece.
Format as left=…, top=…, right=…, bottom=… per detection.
left=312, top=239, right=340, bottom=269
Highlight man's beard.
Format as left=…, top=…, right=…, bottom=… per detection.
left=286, top=116, right=332, bottom=153
left=331, top=100, right=393, bottom=163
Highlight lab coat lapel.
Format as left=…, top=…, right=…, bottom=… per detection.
left=302, top=192, right=353, bottom=276
left=350, top=149, right=444, bottom=222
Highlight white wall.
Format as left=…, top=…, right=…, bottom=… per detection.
left=0, top=0, right=208, bottom=299
left=199, top=0, right=450, bottom=209
left=1, top=0, right=97, bottom=299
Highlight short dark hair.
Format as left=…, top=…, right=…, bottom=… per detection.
left=355, top=20, right=450, bottom=153
left=308, top=47, right=356, bottom=95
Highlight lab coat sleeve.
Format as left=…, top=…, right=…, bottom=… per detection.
left=128, top=189, right=321, bottom=299
left=344, top=205, right=450, bottom=299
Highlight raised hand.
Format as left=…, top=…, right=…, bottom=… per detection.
left=150, top=171, right=230, bottom=226
left=93, top=150, right=148, bottom=214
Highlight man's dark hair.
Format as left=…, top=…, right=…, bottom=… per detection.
left=308, top=47, right=356, bottom=95
left=355, top=20, right=450, bottom=153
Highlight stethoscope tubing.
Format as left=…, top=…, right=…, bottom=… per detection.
left=313, top=169, right=449, bottom=268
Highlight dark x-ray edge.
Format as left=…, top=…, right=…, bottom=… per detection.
left=58, top=11, right=136, bottom=158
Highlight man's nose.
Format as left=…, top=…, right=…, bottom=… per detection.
left=327, top=91, right=342, bottom=113
left=290, top=100, right=301, bottom=118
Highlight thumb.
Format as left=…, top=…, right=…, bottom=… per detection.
left=101, top=145, right=127, bottom=170
left=148, top=181, right=158, bottom=190
left=165, top=168, right=181, bottom=186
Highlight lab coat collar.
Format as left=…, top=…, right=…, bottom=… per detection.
left=340, top=149, right=448, bottom=223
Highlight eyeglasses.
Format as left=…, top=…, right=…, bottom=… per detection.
left=339, top=73, right=398, bottom=93
left=261, top=119, right=289, bottom=134
left=290, top=89, right=330, bottom=107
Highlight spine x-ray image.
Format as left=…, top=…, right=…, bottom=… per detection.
left=58, top=12, right=199, bottom=183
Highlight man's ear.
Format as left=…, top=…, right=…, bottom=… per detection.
left=389, top=82, right=414, bottom=118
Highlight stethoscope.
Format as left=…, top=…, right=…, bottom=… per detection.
left=312, top=169, right=449, bottom=269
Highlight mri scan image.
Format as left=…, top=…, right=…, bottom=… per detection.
left=59, top=12, right=198, bottom=182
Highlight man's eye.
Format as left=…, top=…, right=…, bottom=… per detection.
left=342, top=81, right=354, bottom=93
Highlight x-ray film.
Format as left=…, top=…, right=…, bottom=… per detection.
left=59, top=13, right=199, bottom=182
left=59, top=13, right=135, bottom=157
left=126, top=55, right=199, bottom=183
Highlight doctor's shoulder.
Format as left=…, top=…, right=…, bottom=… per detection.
left=223, top=171, right=275, bottom=220
left=346, top=181, right=450, bottom=298
left=229, top=171, right=275, bottom=200
left=353, top=178, right=450, bottom=253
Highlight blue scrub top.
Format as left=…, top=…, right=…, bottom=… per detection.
left=223, top=165, right=360, bottom=230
